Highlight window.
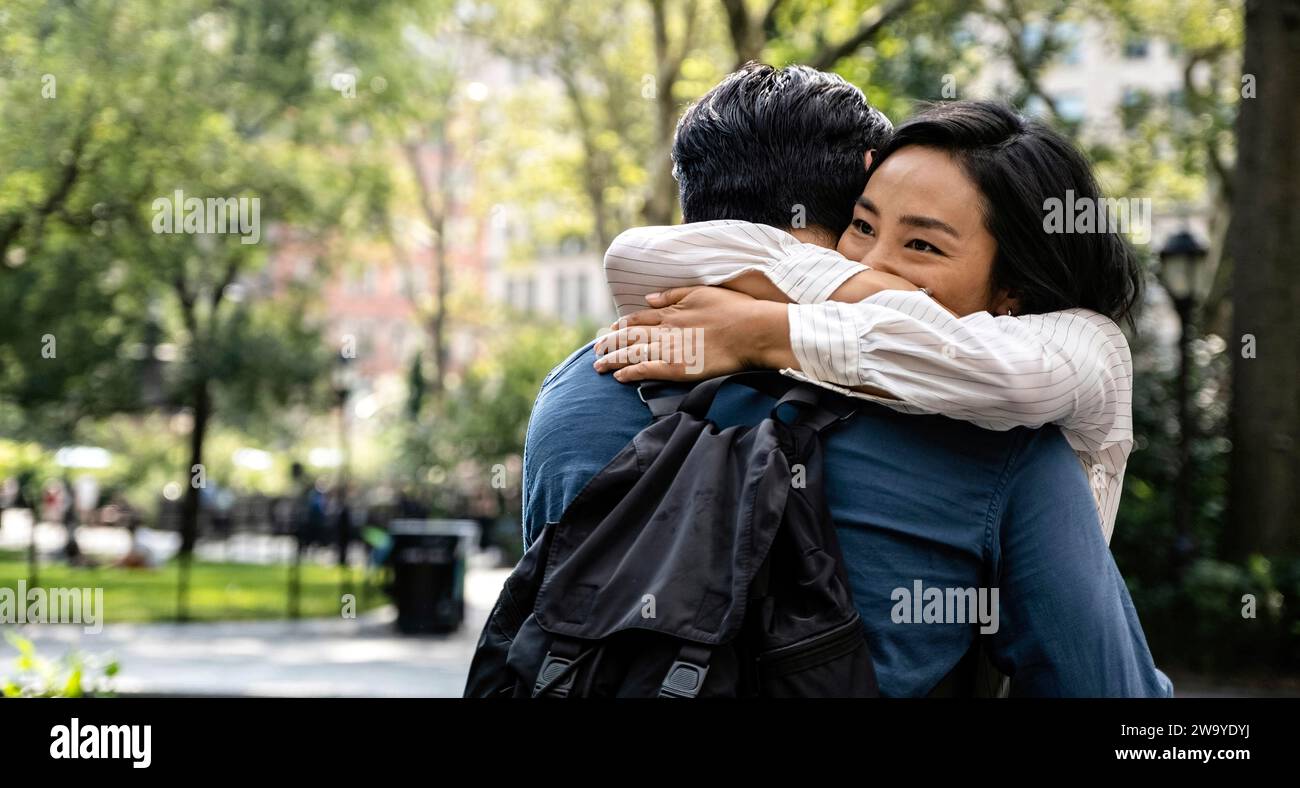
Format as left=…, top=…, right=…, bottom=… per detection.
left=1055, top=92, right=1086, bottom=123
left=1024, top=95, right=1050, bottom=120
left=575, top=272, right=588, bottom=316
left=1057, top=22, right=1083, bottom=65
left=556, top=273, right=569, bottom=315
left=1123, top=37, right=1150, bottom=59
left=1020, top=22, right=1045, bottom=53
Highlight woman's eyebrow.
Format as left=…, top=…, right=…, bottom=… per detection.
left=857, top=197, right=961, bottom=239
left=899, top=214, right=961, bottom=238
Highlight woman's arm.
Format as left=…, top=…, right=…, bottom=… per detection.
left=604, top=221, right=878, bottom=315
left=596, top=287, right=1133, bottom=540
left=777, top=291, right=1133, bottom=543
left=601, top=285, right=1131, bottom=451
left=781, top=291, right=1133, bottom=452
left=602, top=218, right=1132, bottom=460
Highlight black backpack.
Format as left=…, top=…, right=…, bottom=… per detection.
left=463, top=371, right=878, bottom=698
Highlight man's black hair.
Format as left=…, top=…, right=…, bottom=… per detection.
left=870, top=100, right=1143, bottom=325
left=672, top=62, right=893, bottom=241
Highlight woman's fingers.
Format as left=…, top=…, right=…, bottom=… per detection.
left=595, top=326, right=638, bottom=358
left=595, top=323, right=679, bottom=359
left=644, top=287, right=696, bottom=307
left=594, top=339, right=659, bottom=370
left=607, top=308, right=663, bottom=333
left=593, top=330, right=616, bottom=357
left=594, top=344, right=632, bottom=369
left=611, top=360, right=688, bottom=383
left=594, top=326, right=692, bottom=369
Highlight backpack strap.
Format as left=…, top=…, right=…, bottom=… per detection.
left=637, top=381, right=688, bottom=420
left=770, top=385, right=856, bottom=433
left=678, top=371, right=801, bottom=417
left=658, top=643, right=712, bottom=698
left=639, top=371, right=809, bottom=421
left=640, top=373, right=858, bottom=433
left=533, top=637, right=595, bottom=698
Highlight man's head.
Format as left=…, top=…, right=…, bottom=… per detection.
left=671, top=62, right=892, bottom=244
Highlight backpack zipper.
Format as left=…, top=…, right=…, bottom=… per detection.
left=757, top=615, right=866, bottom=676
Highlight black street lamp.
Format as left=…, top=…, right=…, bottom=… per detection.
left=1158, top=229, right=1211, bottom=573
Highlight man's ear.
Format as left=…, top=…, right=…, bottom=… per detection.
left=864, top=149, right=875, bottom=171
left=991, top=289, right=1021, bottom=317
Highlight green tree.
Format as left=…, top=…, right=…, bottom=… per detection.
left=469, top=0, right=979, bottom=251
left=0, top=0, right=420, bottom=617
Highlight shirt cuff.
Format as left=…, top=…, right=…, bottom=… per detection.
left=787, top=302, right=867, bottom=387
left=766, top=246, right=865, bottom=304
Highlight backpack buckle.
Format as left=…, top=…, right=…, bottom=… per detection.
left=533, top=652, right=578, bottom=698
left=658, top=659, right=710, bottom=698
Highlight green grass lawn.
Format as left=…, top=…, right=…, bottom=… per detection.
left=0, top=551, right=387, bottom=623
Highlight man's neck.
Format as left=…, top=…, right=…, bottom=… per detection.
left=789, top=226, right=837, bottom=249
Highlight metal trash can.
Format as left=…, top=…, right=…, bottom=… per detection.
left=388, top=519, right=480, bottom=634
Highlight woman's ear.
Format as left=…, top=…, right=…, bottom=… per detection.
left=864, top=149, right=875, bottom=170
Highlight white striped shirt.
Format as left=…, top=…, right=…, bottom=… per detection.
left=605, top=220, right=1133, bottom=543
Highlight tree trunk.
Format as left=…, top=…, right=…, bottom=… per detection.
left=1227, top=0, right=1300, bottom=558
left=558, top=71, right=613, bottom=250
left=643, top=84, right=680, bottom=226
left=404, top=139, right=452, bottom=395
left=177, top=378, right=210, bottom=620
left=431, top=134, right=451, bottom=395
left=720, top=0, right=763, bottom=67
left=642, top=0, right=695, bottom=226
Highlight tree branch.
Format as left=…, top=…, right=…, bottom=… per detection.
left=173, top=274, right=199, bottom=341
left=0, top=119, right=94, bottom=264
left=983, top=0, right=1068, bottom=124
left=1183, top=45, right=1234, bottom=203
left=808, top=0, right=917, bottom=71
left=760, top=0, right=787, bottom=37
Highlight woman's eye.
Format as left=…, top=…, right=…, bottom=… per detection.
left=852, top=219, right=874, bottom=235
left=907, top=239, right=943, bottom=255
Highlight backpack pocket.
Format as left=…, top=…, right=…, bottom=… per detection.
left=756, top=615, right=877, bottom=698
left=463, top=583, right=528, bottom=698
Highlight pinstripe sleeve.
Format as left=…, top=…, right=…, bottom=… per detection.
left=603, top=221, right=864, bottom=317
left=784, top=290, right=1133, bottom=542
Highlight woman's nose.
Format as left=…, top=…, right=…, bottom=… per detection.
left=860, top=248, right=901, bottom=277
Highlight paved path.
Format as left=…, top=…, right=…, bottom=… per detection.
left=0, top=567, right=510, bottom=697
left=5, top=509, right=1294, bottom=698
left=0, top=511, right=362, bottom=566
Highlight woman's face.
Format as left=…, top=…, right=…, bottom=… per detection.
left=837, top=146, right=1013, bottom=317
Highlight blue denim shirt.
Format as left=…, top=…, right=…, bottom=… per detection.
left=522, top=342, right=1173, bottom=697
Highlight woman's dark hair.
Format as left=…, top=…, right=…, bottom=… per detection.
left=869, top=100, right=1143, bottom=325
left=673, top=62, right=893, bottom=240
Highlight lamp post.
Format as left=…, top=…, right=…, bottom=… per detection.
left=332, top=352, right=357, bottom=597
left=1158, top=230, right=1210, bottom=573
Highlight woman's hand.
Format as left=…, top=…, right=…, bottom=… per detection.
left=593, top=286, right=794, bottom=383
